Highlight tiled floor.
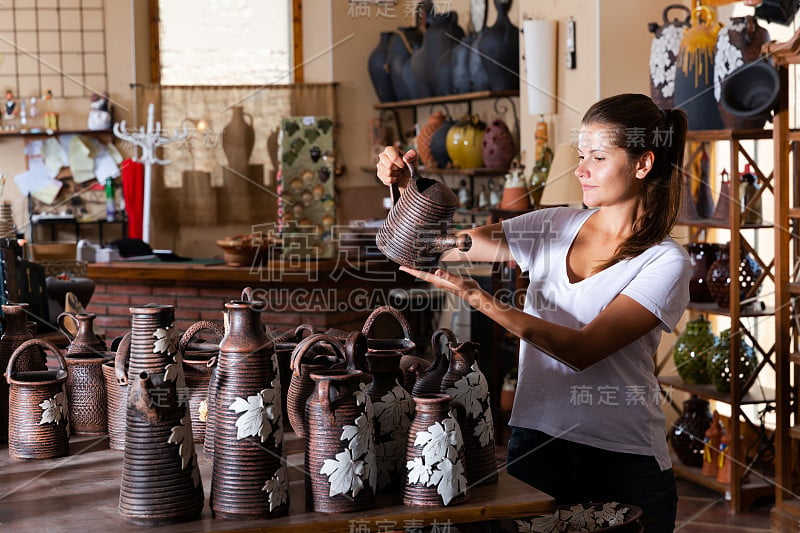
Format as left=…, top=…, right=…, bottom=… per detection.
left=674, top=478, right=772, bottom=532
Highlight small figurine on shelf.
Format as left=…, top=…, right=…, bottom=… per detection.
left=87, top=92, right=112, bottom=130
left=740, top=164, right=762, bottom=225
left=487, top=178, right=502, bottom=208
left=5, top=90, right=16, bottom=118
left=458, top=179, right=472, bottom=209
left=478, top=184, right=489, bottom=209
left=43, top=89, right=58, bottom=131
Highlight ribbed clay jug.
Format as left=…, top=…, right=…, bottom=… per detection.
left=440, top=338, right=497, bottom=486
left=126, top=304, right=179, bottom=381
left=59, top=312, right=110, bottom=435
left=365, top=349, right=414, bottom=493
left=118, top=369, right=204, bottom=525
left=376, top=161, right=472, bottom=270
left=403, top=393, right=469, bottom=507
left=178, top=320, right=223, bottom=444
left=0, top=303, right=46, bottom=443
left=105, top=333, right=130, bottom=450
left=210, top=300, right=288, bottom=520
left=305, top=369, right=376, bottom=513
left=286, top=333, right=348, bottom=438
left=6, top=339, right=70, bottom=460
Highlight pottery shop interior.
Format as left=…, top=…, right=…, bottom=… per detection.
left=8, top=0, right=800, bottom=531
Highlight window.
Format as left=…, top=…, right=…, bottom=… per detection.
left=157, top=0, right=294, bottom=86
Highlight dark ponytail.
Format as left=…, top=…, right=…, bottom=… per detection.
left=581, top=93, right=688, bottom=271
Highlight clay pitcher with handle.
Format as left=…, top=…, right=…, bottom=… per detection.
left=376, top=160, right=472, bottom=270
left=361, top=305, right=419, bottom=391
left=411, top=327, right=457, bottom=397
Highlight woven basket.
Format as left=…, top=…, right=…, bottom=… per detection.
left=103, top=333, right=130, bottom=450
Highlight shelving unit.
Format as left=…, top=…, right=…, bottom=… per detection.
left=765, top=28, right=800, bottom=531
left=657, top=129, right=776, bottom=513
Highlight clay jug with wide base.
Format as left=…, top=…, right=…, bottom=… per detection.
left=403, top=393, right=469, bottom=507
left=305, top=369, right=376, bottom=513
left=222, top=106, right=255, bottom=172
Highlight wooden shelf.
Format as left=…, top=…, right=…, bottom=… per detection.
left=374, top=90, right=519, bottom=110
left=669, top=452, right=774, bottom=506
left=0, top=128, right=112, bottom=137
left=658, top=375, right=775, bottom=405
left=686, top=301, right=775, bottom=318
left=789, top=426, right=800, bottom=441
left=359, top=165, right=509, bottom=177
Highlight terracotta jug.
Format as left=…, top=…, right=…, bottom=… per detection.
left=403, top=393, right=469, bottom=507
left=124, top=304, right=180, bottom=382
left=411, top=327, right=456, bottom=397
left=0, top=303, right=46, bottom=442
left=210, top=301, right=288, bottom=520
left=6, top=339, right=70, bottom=460
left=376, top=161, right=472, bottom=270
left=58, top=312, right=107, bottom=356
left=287, top=333, right=349, bottom=438
left=178, top=320, right=223, bottom=444
left=440, top=337, right=497, bottom=485
left=118, top=369, right=204, bottom=525
left=306, top=369, right=376, bottom=513
left=365, top=349, right=414, bottom=493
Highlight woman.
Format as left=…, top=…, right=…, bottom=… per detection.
left=376, top=94, right=691, bottom=532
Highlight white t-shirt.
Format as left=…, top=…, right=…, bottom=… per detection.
left=502, top=207, right=691, bottom=471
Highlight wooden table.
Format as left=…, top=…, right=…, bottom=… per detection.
left=0, top=436, right=553, bottom=532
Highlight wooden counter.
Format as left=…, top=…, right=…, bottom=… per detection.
left=85, top=258, right=420, bottom=341
left=0, top=437, right=553, bottom=532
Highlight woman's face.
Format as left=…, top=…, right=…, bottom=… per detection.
left=575, top=122, right=641, bottom=208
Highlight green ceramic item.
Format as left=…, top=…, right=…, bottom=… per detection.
left=673, top=315, right=716, bottom=385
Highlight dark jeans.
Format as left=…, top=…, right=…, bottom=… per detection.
left=506, top=427, right=677, bottom=533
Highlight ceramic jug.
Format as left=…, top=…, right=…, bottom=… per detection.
left=368, top=32, right=396, bottom=102
left=684, top=242, right=721, bottom=303
left=403, top=393, right=469, bottom=506
left=376, top=161, right=472, bottom=270
left=388, top=27, right=423, bottom=101
left=475, top=0, right=519, bottom=92
left=105, top=333, right=131, bottom=450
left=58, top=312, right=106, bottom=356
left=648, top=4, right=692, bottom=108
left=411, top=328, right=456, bottom=397
left=306, top=369, right=376, bottom=513
left=672, top=315, right=716, bottom=385
left=674, top=4, right=724, bottom=130
left=707, top=329, right=758, bottom=393
left=361, top=305, right=419, bottom=391
left=287, top=333, right=349, bottom=438
left=178, top=320, right=223, bottom=444
left=210, top=300, right=288, bottom=520
left=440, top=337, right=497, bottom=486
left=670, top=396, right=713, bottom=468
left=706, top=242, right=762, bottom=308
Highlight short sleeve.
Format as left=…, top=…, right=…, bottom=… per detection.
left=621, top=246, right=691, bottom=332
left=501, top=209, right=562, bottom=273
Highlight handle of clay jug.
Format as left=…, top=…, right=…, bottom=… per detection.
left=345, top=331, right=368, bottom=371
left=114, top=332, right=131, bottom=385
left=290, top=333, right=346, bottom=376
left=663, top=4, right=691, bottom=26
left=449, top=399, right=468, bottom=432
left=361, top=305, right=414, bottom=342
left=56, top=312, right=77, bottom=341
left=6, top=338, right=67, bottom=383
left=178, top=320, right=224, bottom=355
left=243, top=111, right=254, bottom=126
left=240, top=287, right=267, bottom=311
left=431, top=327, right=458, bottom=366
left=316, top=378, right=337, bottom=425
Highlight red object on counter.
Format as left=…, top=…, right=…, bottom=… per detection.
left=121, top=159, right=144, bottom=239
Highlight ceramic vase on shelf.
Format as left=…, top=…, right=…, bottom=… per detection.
left=475, top=0, right=519, bottom=91
left=669, top=396, right=713, bottom=468
left=674, top=4, right=724, bottom=130
left=714, top=15, right=771, bottom=130
left=387, top=27, right=423, bottom=101
left=481, top=119, right=515, bottom=169
left=695, top=147, right=715, bottom=219
left=702, top=410, right=725, bottom=477
left=648, top=4, right=692, bottom=108
left=429, top=117, right=456, bottom=169
left=409, top=10, right=464, bottom=98
left=403, top=393, right=469, bottom=507
left=446, top=115, right=486, bottom=169
left=418, top=111, right=447, bottom=169
left=209, top=301, right=288, bottom=520
left=707, top=329, right=758, bottom=394
left=685, top=242, right=721, bottom=303
left=368, top=31, right=397, bottom=103
left=705, top=242, right=762, bottom=308
left=672, top=315, right=716, bottom=385
left=711, top=169, right=731, bottom=223
left=305, top=369, right=376, bottom=513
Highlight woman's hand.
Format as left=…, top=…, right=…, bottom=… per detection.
left=399, top=266, right=485, bottom=307
left=376, top=146, right=415, bottom=191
